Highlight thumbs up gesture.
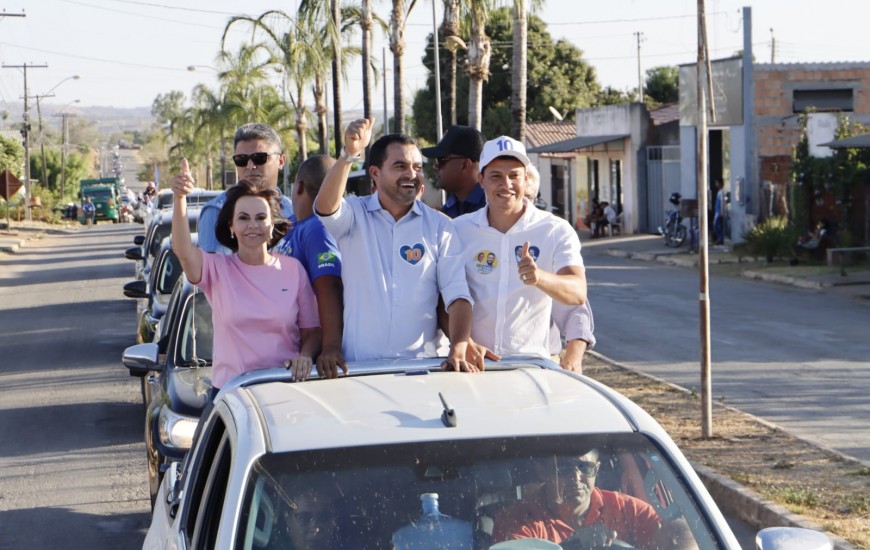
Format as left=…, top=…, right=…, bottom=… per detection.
left=517, top=241, right=538, bottom=285
left=171, top=158, right=195, bottom=198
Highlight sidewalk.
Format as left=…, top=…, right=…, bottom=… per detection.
left=583, top=232, right=870, bottom=294
left=0, top=220, right=80, bottom=253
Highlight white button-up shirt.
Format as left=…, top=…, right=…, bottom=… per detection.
left=318, top=193, right=472, bottom=361
left=454, top=203, right=584, bottom=357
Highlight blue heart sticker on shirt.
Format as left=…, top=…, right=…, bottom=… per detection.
left=400, top=243, right=425, bottom=265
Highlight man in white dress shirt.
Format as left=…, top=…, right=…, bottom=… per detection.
left=315, top=117, right=480, bottom=372
left=453, top=136, right=587, bottom=358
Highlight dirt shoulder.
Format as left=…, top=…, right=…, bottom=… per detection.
left=582, top=353, right=870, bottom=549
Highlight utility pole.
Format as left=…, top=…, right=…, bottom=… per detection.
left=697, top=0, right=713, bottom=438
left=635, top=31, right=645, bottom=103
left=2, top=62, right=49, bottom=222
left=770, top=28, right=776, bottom=63
left=34, top=93, right=55, bottom=192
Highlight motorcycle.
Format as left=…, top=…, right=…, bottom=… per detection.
left=658, top=192, right=688, bottom=247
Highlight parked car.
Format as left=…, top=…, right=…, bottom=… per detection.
left=143, top=188, right=221, bottom=228
left=123, top=234, right=195, bottom=346
left=123, top=275, right=213, bottom=505
left=141, top=358, right=830, bottom=549
left=125, top=207, right=201, bottom=282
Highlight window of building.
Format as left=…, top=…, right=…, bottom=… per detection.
left=793, top=88, right=853, bottom=113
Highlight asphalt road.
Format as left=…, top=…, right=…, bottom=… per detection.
left=582, top=239, right=870, bottom=464
left=0, top=223, right=150, bottom=548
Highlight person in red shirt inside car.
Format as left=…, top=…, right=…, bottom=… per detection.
left=492, top=448, right=697, bottom=549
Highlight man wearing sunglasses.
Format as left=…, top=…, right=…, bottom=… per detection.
left=195, top=123, right=293, bottom=254
left=493, top=449, right=696, bottom=549
left=420, top=125, right=487, bottom=218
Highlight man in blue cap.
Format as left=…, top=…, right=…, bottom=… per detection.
left=421, top=125, right=487, bottom=218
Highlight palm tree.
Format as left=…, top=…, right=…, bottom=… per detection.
left=299, top=0, right=345, bottom=153
left=441, top=0, right=464, bottom=126
left=510, top=0, right=527, bottom=141
left=466, top=0, right=493, bottom=130
left=510, top=0, right=544, bottom=141
left=389, top=0, right=420, bottom=133
left=361, top=0, right=374, bottom=119
left=222, top=14, right=320, bottom=162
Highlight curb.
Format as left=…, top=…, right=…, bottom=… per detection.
left=691, top=462, right=858, bottom=550
left=587, top=350, right=860, bottom=549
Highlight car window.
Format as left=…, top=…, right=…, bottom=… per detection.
left=234, top=434, right=722, bottom=550
left=181, top=414, right=227, bottom=545
left=177, top=292, right=213, bottom=366
left=191, top=434, right=232, bottom=550
left=156, top=250, right=183, bottom=295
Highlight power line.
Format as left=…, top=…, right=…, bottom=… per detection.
left=0, top=40, right=190, bottom=71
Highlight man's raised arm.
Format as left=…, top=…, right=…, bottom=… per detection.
left=314, top=117, right=375, bottom=216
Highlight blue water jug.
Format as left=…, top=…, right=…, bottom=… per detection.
left=392, top=493, right=472, bottom=549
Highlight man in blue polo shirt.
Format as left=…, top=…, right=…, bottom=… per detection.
left=421, top=125, right=486, bottom=218
left=315, top=117, right=480, bottom=372
left=274, top=155, right=345, bottom=378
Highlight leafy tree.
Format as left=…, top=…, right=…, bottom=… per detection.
left=29, top=148, right=89, bottom=201
left=413, top=8, right=600, bottom=141
left=644, top=65, right=679, bottom=107
left=595, top=86, right=636, bottom=106
left=0, top=134, right=24, bottom=177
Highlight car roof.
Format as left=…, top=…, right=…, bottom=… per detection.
left=223, top=359, right=661, bottom=454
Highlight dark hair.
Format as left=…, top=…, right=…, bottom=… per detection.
left=215, top=180, right=288, bottom=251
left=296, top=155, right=336, bottom=199
left=233, top=123, right=283, bottom=152
left=366, top=133, right=418, bottom=170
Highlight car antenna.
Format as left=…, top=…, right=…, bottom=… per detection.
left=439, top=392, right=457, bottom=428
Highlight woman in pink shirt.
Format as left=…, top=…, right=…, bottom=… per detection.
left=171, top=160, right=321, bottom=388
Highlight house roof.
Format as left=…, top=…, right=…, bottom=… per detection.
left=0, top=128, right=22, bottom=144
left=527, top=134, right=628, bottom=154
left=821, top=133, right=870, bottom=149
left=524, top=121, right=576, bottom=150
left=649, top=103, right=679, bottom=126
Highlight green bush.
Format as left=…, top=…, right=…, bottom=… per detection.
left=742, top=217, right=798, bottom=262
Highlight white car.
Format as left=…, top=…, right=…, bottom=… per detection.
left=143, top=358, right=831, bottom=550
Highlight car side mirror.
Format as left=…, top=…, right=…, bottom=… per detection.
left=123, top=279, right=148, bottom=299
left=756, top=526, right=832, bottom=550
left=165, top=461, right=183, bottom=519
left=133, top=235, right=145, bottom=245
left=122, top=343, right=161, bottom=377
left=125, top=246, right=144, bottom=261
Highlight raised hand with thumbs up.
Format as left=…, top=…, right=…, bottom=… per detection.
left=517, top=241, right=539, bottom=286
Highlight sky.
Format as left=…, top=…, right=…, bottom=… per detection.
left=1, top=0, right=869, bottom=117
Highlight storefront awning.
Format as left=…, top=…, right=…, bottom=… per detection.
left=527, top=134, right=627, bottom=154
left=821, top=133, right=870, bottom=149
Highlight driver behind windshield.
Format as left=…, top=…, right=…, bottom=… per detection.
left=491, top=449, right=697, bottom=549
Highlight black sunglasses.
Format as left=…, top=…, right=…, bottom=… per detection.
left=434, top=155, right=467, bottom=169
left=556, top=459, right=599, bottom=477
left=232, top=152, right=281, bottom=167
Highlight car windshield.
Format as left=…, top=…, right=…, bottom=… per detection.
left=235, top=434, right=723, bottom=550
left=176, top=291, right=213, bottom=367
left=87, top=188, right=114, bottom=199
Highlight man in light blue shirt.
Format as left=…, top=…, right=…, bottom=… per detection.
left=196, top=123, right=293, bottom=253
left=315, top=117, right=480, bottom=372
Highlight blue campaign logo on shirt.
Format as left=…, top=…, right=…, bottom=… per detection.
left=515, top=244, right=540, bottom=263
left=400, top=243, right=425, bottom=265
left=474, top=250, right=498, bottom=274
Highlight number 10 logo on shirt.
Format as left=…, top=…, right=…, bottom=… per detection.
left=400, top=243, right=425, bottom=265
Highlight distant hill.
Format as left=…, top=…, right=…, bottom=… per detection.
left=0, top=102, right=154, bottom=134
